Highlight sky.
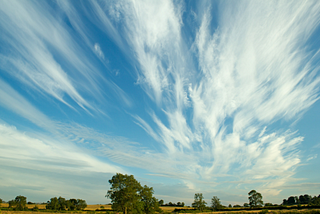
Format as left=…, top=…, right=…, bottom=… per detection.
left=1, top=0, right=320, bottom=206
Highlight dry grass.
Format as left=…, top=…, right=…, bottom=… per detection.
left=0, top=203, right=112, bottom=211
left=84, top=204, right=112, bottom=211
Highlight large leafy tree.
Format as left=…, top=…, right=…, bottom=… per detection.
left=9, top=195, right=27, bottom=211
left=211, top=196, right=222, bottom=211
left=248, top=190, right=263, bottom=207
left=107, top=173, right=158, bottom=214
left=192, top=193, right=207, bottom=212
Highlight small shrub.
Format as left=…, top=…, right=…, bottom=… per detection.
left=100, top=206, right=104, bottom=209
left=32, top=205, right=39, bottom=211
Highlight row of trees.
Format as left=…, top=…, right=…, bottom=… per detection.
left=191, top=190, right=263, bottom=212
left=283, top=194, right=320, bottom=206
left=3, top=195, right=86, bottom=211
left=46, top=197, right=87, bottom=211
left=158, top=200, right=185, bottom=207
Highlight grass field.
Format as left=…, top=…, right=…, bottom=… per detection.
left=1, top=203, right=319, bottom=214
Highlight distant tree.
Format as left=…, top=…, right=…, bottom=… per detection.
left=248, top=190, right=263, bottom=207
left=228, top=204, right=232, bottom=208
left=46, top=197, right=59, bottom=210
left=287, top=196, right=298, bottom=205
left=192, top=193, right=207, bottom=212
left=67, top=199, right=77, bottom=211
left=32, top=205, right=39, bottom=211
left=168, top=202, right=173, bottom=206
left=282, top=199, right=287, bottom=206
left=299, top=195, right=312, bottom=204
left=311, top=196, right=320, bottom=205
left=58, top=197, right=67, bottom=210
left=181, top=202, right=185, bottom=207
left=76, top=199, right=87, bottom=210
left=159, top=200, right=164, bottom=206
left=0, top=198, right=2, bottom=207
left=264, top=203, right=273, bottom=207
left=211, top=196, right=222, bottom=211
left=233, top=204, right=241, bottom=207
left=243, top=203, right=249, bottom=207
left=9, top=195, right=27, bottom=211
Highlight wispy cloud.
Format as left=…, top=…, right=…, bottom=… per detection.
left=105, top=0, right=320, bottom=192
left=94, top=43, right=105, bottom=60
left=0, top=123, right=122, bottom=174
left=0, top=78, right=55, bottom=130
left=0, top=0, right=132, bottom=113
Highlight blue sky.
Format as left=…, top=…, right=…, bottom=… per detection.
left=1, top=0, right=320, bottom=206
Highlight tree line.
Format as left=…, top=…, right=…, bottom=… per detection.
left=1, top=195, right=87, bottom=211
left=282, top=194, right=320, bottom=206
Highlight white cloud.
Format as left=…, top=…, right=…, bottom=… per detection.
left=307, top=154, right=317, bottom=161
left=94, top=43, right=105, bottom=60
left=0, top=123, right=123, bottom=174
left=0, top=78, right=55, bottom=130
left=0, top=0, right=132, bottom=113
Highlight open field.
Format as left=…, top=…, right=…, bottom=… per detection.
left=0, top=204, right=112, bottom=211
left=2, top=204, right=320, bottom=214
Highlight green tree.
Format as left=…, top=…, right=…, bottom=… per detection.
left=0, top=198, right=2, bottom=208
left=107, top=173, right=159, bottom=214
left=67, top=199, right=77, bottom=211
left=244, top=203, right=249, bottom=207
left=211, top=196, right=222, bottom=211
left=248, top=190, right=263, bottom=207
left=58, top=197, right=67, bottom=210
left=9, top=196, right=27, bottom=211
left=76, top=199, right=87, bottom=210
left=140, top=185, right=160, bottom=214
left=46, top=197, right=59, bottom=210
left=192, top=193, right=207, bottom=212
left=158, top=200, right=164, bottom=206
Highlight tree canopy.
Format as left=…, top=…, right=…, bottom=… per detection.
left=46, top=197, right=87, bottom=211
left=211, top=196, right=222, bottom=211
left=8, top=195, right=27, bottom=211
left=248, top=190, right=263, bottom=207
left=106, top=173, right=159, bottom=214
left=192, top=193, right=207, bottom=212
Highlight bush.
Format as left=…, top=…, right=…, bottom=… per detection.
left=32, top=205, right=39, bottom=211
